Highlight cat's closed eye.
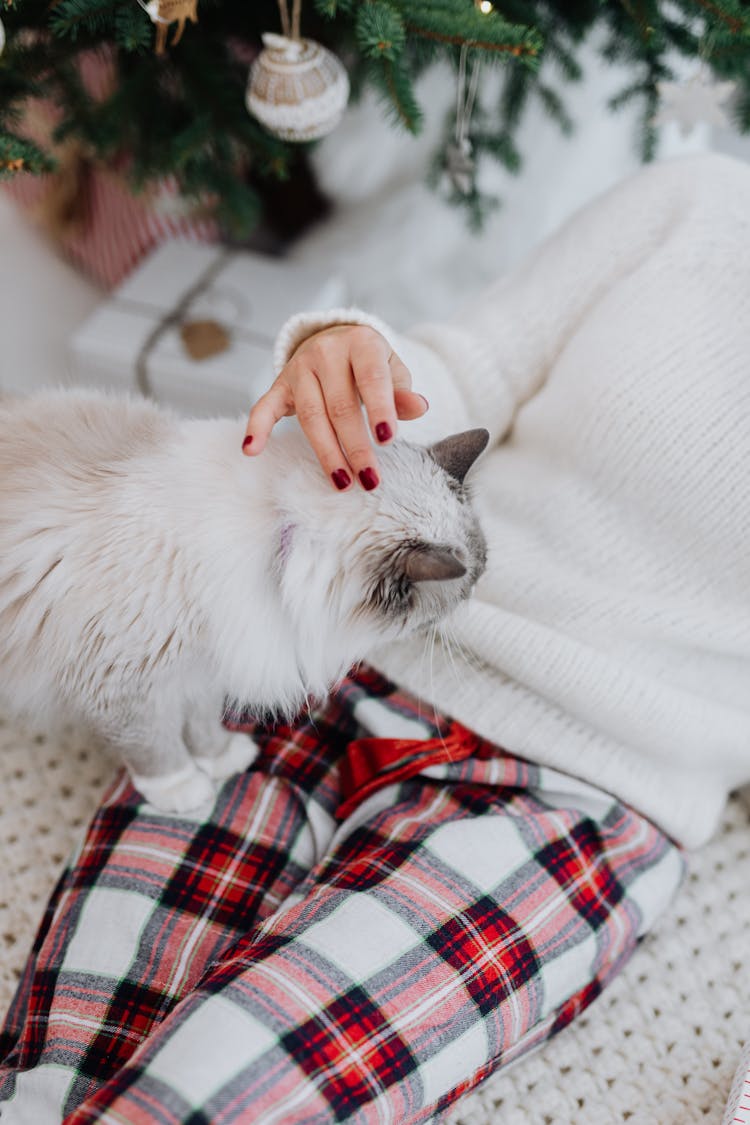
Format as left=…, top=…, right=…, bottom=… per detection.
left=350, top=431, right=489, bottom=634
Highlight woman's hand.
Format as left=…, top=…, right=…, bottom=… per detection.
left=242, top=325, right=428, bottom=491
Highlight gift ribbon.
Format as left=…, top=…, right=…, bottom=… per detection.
left=134, top=246, right=235, bottom=397
left=335, top=721, right=480, bottom=820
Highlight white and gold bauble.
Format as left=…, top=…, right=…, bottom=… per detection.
left=246, top=33, right=349, bottom=142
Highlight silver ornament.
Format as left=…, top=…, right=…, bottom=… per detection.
left=445, top=137, right=476, bottom=197
left=246, top=33, right=349, bottom=143
left=443, top=44, right=480, bottom=197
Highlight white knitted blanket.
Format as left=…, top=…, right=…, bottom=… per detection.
left=0, top=712, right=748, bottom=1124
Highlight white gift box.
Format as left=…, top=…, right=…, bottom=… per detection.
left=69, top=241, right=347, bottom=417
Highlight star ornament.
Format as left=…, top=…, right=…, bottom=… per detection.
left=653, top=72, right=737, bottom=136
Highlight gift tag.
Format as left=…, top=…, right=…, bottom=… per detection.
left=180, top=319, right=231, bottom=361
left=70, top=242, right=348, bottom=418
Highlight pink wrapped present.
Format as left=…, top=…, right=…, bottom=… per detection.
left=3, top=49, right=220, bottom=289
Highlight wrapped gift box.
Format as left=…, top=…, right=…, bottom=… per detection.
left=70, top=241, right=347, bottom=417
left=3, top=50, right=221, bottom=289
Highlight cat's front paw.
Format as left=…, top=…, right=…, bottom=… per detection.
left=131, top=763, right=216, bottom=813
left=194, top=733, right=259, bottom=782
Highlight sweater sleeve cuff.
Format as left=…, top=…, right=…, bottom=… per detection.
left=272, top=307, right=396, bottom=375
left=273, top=307, right=517, bottom=445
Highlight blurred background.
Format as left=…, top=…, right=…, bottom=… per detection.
left=1, top=1, right=749, bottom=408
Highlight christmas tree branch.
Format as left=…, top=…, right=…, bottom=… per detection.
left=49, top=0, right=116, bottom=41
left=3, top=0, right=750, bottom=239
left=368, top=55, right=422, bottom=132
left=404, top=24, right=539, bottom=60
left=689, top=0, right=744, bottom=34
left=0, top=129, right=55, bottom=175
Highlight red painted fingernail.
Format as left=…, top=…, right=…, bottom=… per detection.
left=331, top=469, right=351, bottom=491
left=242, top=435, right=253, bottom=452
left=375, top=422, right=392, bottom=443
left=359, top=467, right=379, bottom=491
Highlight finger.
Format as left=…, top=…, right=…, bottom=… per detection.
left=389, top=353, right=429, bottom=419
left=313, top=356, right=382, bottom=490
left=350, top=335, right=400, bottom=448
left=388, top=352, right=412, bottom=393
left=294, top=374, right=356, bottom=492
left=394, top=387, right=430, bottom=420
left=243, top=379, right=294, bottom=455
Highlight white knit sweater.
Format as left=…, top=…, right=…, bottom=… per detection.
left=274, top=154, right=750, bottom=849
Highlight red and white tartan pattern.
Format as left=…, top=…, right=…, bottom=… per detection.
left=0, top=665, right=684, bottom=1124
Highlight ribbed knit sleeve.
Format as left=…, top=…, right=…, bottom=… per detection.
left=272, top=306, right=479, bottom=445
left=276, top=153, right=750, bottom=849
left=273, top=157, right=727, bottom=451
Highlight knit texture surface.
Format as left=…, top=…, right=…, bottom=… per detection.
left=273, top=155, right=750, bottom=851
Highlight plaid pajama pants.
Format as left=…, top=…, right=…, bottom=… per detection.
left=0, top=665, right=684, bottom=1124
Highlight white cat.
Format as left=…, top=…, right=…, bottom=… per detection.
left=0, top=389, right=488, bottom=811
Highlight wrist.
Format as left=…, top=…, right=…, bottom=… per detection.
left=273, top=308, right=394, bottom=375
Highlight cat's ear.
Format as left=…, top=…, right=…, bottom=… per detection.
left=429, top=428, right=489, bottom=485
left=404, top=545, right=466, bottom=583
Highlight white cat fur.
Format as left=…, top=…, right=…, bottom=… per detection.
left=0, top=389, right=486, bottom=811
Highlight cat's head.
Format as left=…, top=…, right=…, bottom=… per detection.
left=270, top=427, right=489, bottom=653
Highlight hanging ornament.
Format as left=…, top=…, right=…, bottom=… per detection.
left=0, top=13, right=5, bottom=57
left=444, top=137, right=475, bottom=197
left=652, top=70, right=736, bottom=136
left=141, top=0, right=198, bottom=55
left=444, top=43, right=481, bottom=196
left=246, top=0, right=349, bottom=142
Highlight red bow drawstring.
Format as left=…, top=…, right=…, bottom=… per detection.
left=336, top=721, right=479, bottom=820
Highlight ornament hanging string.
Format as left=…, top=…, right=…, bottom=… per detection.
left=134, top=248, right=235, bottom=396
left=455, top=43, right=481, bottom=152
left=277, top=0, right=301, bottom=40
left=650, top=27, right=736, bottom=136
left=444, top=43, right=481, bottom=196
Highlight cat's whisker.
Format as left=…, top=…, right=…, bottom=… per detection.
left=435, top=626, right=474, bottom=763
left=427, top=624, right=446, bottom=744
left=427, top=624, right=462, bottom=758
left=416, top=624, right=436, bottom=729
left=439, top=623, right=468, bottom=693
left=425, top=624, right=435, bottom=731
left=438, top=620, right=486, bottom=678
left=447, top=625, right=479, bottom=680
